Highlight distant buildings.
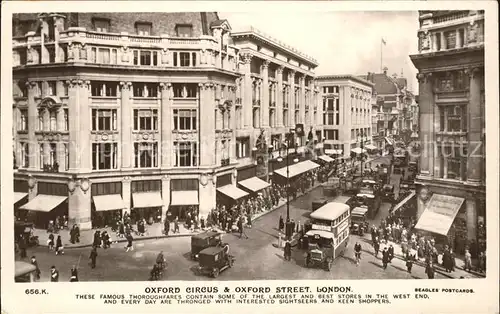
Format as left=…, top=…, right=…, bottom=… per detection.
left=410, top=10, right=485, bottom=254
left=360, top=69, right=417, bottom=151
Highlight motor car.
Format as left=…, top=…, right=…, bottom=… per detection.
left=14, top=221, right=39, bottom=247
left=350, top=207, right=369, bottom=236
left=190, top=230, right=223, bottom=260
left=197, top=245, right=235, bottom=278
left=382, top=184, right=394, bottom=201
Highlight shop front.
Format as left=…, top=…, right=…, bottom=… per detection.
left=91, top=182, right=126, bottom=229
left=216, top=173, right=248, bottom=208
left=169, top=178, right=199, bottom=221
left=414, top=193, right=466, bottom=253
left=131, top=180, right=163, bottom=224
left=20, top=182, right=68, bottom=229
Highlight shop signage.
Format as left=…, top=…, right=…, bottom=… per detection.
left=311, top=224, right=332, bottom=232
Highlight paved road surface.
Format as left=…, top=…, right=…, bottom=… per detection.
left=18, top=186, right=471, bottom=282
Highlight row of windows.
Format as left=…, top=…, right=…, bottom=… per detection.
left=323, top=86, right=339, bottom=94
left=89, top=108, right=196, bottom=131
left=91, top=18, right=193, bottom=37
left=18, top=142, right=69, bottom=170
left=90, top=82, right=199, bottom=98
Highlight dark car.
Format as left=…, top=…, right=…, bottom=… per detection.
left=190, top=230, right=223, bottom=260
left=14, top=221, right=39, bottom=247
left=350, top=207, right=369, bottom=236
left=197, top=245, right=235, bottom=278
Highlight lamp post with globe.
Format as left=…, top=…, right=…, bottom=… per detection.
left=276, top=129, right=298, bottom=240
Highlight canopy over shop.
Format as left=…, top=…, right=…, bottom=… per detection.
left=238, top=176, right=270, bottom=194
left=273, top=160, right=320, bottom=183
left=169, top=178, right=199, bottom=221
left=415, top=194, right=465, bottom=237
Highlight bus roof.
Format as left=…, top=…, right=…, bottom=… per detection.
left=357, top=193, right=375, bottom=199
left=352, top=207, right=369, bottom=216
left=15, top=261, right=37, bottom=277
left=310, top=202, right=350, bottom=221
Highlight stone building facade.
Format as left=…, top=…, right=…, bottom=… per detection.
left=410, top=10, right=485, bottom=254
left=316, top=75, right=374, bottom=157
left=12, top=13, right=321, bottom=230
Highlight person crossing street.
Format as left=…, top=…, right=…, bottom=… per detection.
left=89, top=246, right=98, bottom=269
left=354, top=242, right=362, bottom=266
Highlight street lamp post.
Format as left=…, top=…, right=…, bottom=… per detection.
left=277, top=128, right=297, bottom=240
left=357, top=130, right=366, bottom=177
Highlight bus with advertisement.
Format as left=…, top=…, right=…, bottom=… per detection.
left=302, top=202, right=350, bottom=270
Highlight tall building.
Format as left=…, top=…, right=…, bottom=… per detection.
left=230, top=27, right=321, bottom=180
left=316, top=75, right=374, bottom=158
left=410, top=10, right=485, bottom=254
left=12, top=13, right=321, bottom=230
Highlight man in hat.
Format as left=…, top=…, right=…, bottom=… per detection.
left=50, top=266, right=59, bottom=282
left=89, top=246, right=98, bottom=268
left=284, top=240, right=292, bottom=261
left=31, top=256, right=41, bottom=281
left=70, top=265, right=79, bottom=282
left=382, top=247, right=389, bottom=270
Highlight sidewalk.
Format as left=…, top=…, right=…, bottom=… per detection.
left=33, top=181, right=325, bottom=249
left=362, top=237, right=485, bottom=279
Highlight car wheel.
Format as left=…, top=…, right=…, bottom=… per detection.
left=212, top=268, right=220, bottom=278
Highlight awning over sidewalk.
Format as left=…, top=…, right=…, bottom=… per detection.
left=14, top=192, right=28, bottom=204
left=20, top=194, right=67, bottom=212
left=391, top=191, right=416, bottom=214
left=93, top=194, right=126, bottom=212
left=415, top=194, right=465, bottom=236
left=170, top=191, right=199, bottom=206
left=132, top=191, right=163, bottom=208
left=318, top=155, right=334, bottom=163
left=365, top=144, right=377, bottom=150
left=351, top=147, right=367, bottom=154
left=238, top=177, right=270, bottom=193
left=274, top=160, right=320, bottom=179
left=217, top=185, right=249, bottom=200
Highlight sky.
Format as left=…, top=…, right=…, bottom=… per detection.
left=220, top=11, right=420, bottom=92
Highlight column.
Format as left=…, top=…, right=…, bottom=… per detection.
left=432, top=33, right=438, bottom=52
left=199, top=175, right=216, bottom=221
left=440, top=32, right=446, bottom=50
left=241, top=53, right=253, bottom=129
left=466, top=67, right=483, bottom=183
left=416, top=73, right=434, bottom=176
left=290, top=71, right=296, bottom=127
left=261, top=60, right=270, bottom=128
left=300, top=76, right=306, bottom=124
left=161, top=176, right=171, bottom=222
left=122, top=177, right=131, bottom=216
left=68, top=179, right=92, bottom=230
left=276, top=67, right=284, bottom=127
left=120, top=81, right=133, bottom=169
left=455, top=29, right=462, bottom=48
left=465, top=199, right=477, bottom=241
left=67, top=80, right=91, bottom=172
left=200, top=83, right=216, bottom=166
left=160, top=82, right=173, bottom=168
left=27, top=82, right=38, bottom=170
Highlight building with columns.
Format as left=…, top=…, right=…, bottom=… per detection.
left=230, top=27, right=321, bottom=182
left=316, top=75, right=374, bottom=158
left=12, top=12, right=243, bottom=229
left=410, top=10, right=485, bottom=255
left=12, top=13, right=322, bottom=231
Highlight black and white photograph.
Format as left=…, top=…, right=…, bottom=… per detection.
left=1, top=1, right=498, bottom=313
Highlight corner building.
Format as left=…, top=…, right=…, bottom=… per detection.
left=410, top=10, right=485, bottom=254
left=12, top=13, right=322, bottom=230
left=12, top=12, right=240, bottom=229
